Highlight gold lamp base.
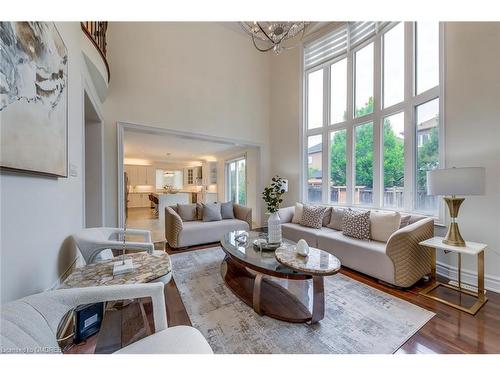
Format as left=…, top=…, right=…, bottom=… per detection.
left=443, top=196, right=466, bottom=247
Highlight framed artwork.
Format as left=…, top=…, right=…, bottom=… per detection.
left=0, top=22, right=68, bottom=177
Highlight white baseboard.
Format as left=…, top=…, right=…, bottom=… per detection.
left=436, top=261, right=500, bottom=294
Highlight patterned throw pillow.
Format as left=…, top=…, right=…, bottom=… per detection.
left=342, top=210, right=371, bottom=240
left=300, top=205, right=327, bottom=229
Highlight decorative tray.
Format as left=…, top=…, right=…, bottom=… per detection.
left=252, top=239, right=281, bottom=252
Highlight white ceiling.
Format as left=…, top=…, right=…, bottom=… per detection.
left=124, top=130, right=246, bottom=163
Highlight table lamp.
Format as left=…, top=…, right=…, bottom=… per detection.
left=427, top=167, right=485, bottom=247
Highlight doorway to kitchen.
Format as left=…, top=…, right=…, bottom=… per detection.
left=117, top=122, right=263, bottom=243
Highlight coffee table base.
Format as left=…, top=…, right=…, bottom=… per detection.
left=221, top=255, right=324, bottom=324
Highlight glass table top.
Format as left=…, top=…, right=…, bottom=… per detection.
left=221, top=230, right=309, bottom=277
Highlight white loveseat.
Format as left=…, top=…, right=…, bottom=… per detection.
left=165, top=204, right=252, bottom=249
left=278, top=206, right=434, bottom=288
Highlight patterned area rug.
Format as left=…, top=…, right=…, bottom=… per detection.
left=171, top=247, right=434, bottom=354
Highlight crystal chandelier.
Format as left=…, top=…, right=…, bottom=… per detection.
left=240, top=22, right=309, bottom=54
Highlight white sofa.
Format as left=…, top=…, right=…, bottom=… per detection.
left=278, top=206, right=434, bottom=288
left=0, top=283, right=213, bottom=354
left=165, top=204, right=252, bottom=249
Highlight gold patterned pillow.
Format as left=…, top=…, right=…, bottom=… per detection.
left=342, top=210, right=371, bottom=240
left=300, top=205, right=327, bottom=229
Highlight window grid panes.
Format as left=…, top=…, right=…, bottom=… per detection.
left=354, top=42, right=374, bottom=117
left=354, top=123, right=374, bottom=205
left=416, top=22, right=439, bottom=94
left=383, top=22, right=404, bottom=108
left=307, top=69, right=324, bottom=129
left=303, top=22, right=441, bottom=217
left=330, top=59, right=347, bottom=124
left=383, top=112, right=405, bottom=209
left=329, top=129, right=347, bottom=204
left=307, top=135, right=323, bottom=203
left=415, top=98, right=440, bottom=213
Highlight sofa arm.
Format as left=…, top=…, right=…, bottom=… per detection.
left=278, top=206, right=295, bottom=224
left=233, top=204, right=252, bottom=229
left=386, top=218, right=434, bottom=288
left=165, top=207, right=183, bottom=248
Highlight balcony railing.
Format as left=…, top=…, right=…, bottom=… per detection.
left=81, top=22, right=110, bottom=81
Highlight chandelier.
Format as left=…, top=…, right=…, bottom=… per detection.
left=240, top=22, right=309, bottom=54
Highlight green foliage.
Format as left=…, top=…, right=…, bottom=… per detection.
left=330, top=130, right=347, bottom=186
left=383, top=120, right=404, bottom=188
left=262, top=176, right=287, bottom=213
left=328, top=96, right=438, bottom=193
left=417, top=126, right=439, bottom=191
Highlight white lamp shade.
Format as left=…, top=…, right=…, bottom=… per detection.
left=426, top=167, right=485, bottom=196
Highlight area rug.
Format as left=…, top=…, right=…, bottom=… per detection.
left=170, top=247, right=435, bottom=354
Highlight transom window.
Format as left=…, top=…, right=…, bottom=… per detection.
left=303, top=22, right=442, bottom=217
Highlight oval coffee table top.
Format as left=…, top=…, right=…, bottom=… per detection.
left=275, top=246, right=341, bottom=276
left=61, top=251, right=172, bottom=288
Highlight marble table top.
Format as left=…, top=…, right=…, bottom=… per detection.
left=61, top=251, right=172, bottom=288
left=275, top=246, right=341, bottom=276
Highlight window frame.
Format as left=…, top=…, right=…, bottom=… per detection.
left=225, top=155, right=247, bottom=205
left=301, top=22, right=445, bottom=221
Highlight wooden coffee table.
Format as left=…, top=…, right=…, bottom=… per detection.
left=220, top=231, right=341, bottom=324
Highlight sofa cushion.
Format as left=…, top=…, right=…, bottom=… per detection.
left=202, top=203, right=222, bottom=222
left=178, top=219, right=249, bottom=247
left=343, top=209, right=371, bottom=240
left=300, top=205, right=327, bottom=229
left=291, top=203, right=303, bottom=224
left=327, top=207, right=349, bottom=230
left=398, top=214, right=410, bottom=228
left=322, top=207, right=332, bottom=227
left=177, top=204, right=197, bottom=222
left=316, top=231, right=395, bottom=284
left=221, top=202, right=235, bottom=219
left=196, top=203, right=204, bottom=220
left=370, top=211, right=401, bottom=242
left=281, top=223, right=338, bottom=247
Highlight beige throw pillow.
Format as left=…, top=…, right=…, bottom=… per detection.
left=327, top=207, right=349, bottom=230
left=291, top=203, right=303, bottom=224
left=370, top=211, right=402, bottom=242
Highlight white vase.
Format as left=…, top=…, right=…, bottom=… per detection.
left=268, top=211, right=282, bottom=244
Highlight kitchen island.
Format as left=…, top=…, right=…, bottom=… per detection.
left=153, top=192, right=191, bottom=221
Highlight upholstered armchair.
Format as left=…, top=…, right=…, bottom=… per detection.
left=0, top=283, right=213, bottom=354
left=72, top=227, right=155, bottom=264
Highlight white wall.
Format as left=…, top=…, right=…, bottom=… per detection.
left=103, top=22, right=271, bottom=227
left=0, top=22, right=103, bottom=302
left=436, top=22, right=500, bottom=290
left=268, top=22, right=500, bottom=291
left=269, top=47, right=302, bottom=208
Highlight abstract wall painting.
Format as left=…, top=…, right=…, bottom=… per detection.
left=0, top=22, right=68, bottom=177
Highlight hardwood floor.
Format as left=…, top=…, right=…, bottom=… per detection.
left=65, top=243, right=500, bottom=354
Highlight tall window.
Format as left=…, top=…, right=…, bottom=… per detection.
left=303, top=22, right=442, bottom=216
left=226, top=157, right=246, bottom=205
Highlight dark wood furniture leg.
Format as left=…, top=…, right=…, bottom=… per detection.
left=310, top=275, right=325, bottom=324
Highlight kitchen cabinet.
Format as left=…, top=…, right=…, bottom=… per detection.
left=207, top=162, right=217, bottom=185
left=125, top=165, right=156, bottom=188
left=183, top=166, right=202, bottom=186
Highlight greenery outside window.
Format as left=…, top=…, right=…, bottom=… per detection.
left=303, top=22, right=442, bottom=217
